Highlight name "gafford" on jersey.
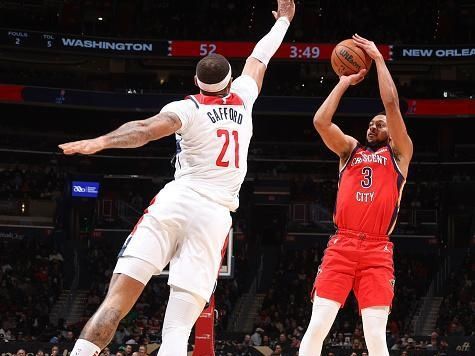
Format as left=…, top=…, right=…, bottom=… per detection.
left=351, top=153, right=388, bottom=166
left=206, top=108, right=243, bottom=125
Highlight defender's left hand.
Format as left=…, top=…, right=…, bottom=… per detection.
left=272, top=0, right=295, bottom=22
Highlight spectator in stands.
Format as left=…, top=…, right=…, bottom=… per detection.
left=51, top=345, right=59, bottom=356
left=65, top=330, right=75, bottom=342
left=124, top=344, right=133, bottom=356
left=426, top=331, right=439, bottom=351
left=279, top=333, right=291, bottom=353
left=114, top=325, right=130, bottom=345
left=138, top=345, right=147, bottom=356
left=16, top=349, right=26, bottom=356
left=262, top=334, right=271, bottom=347
left=242, top=334, right=252, bottom=347
left=250, top=327, right=263, bottom=346
left=272, top=344, right=282, bottom=355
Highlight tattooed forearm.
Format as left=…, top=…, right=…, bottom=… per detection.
left=100, top=113, right=180, bottom=150
left=101, top=121, right=153, bottom=149
left=79, top=306, right=122, bottom=348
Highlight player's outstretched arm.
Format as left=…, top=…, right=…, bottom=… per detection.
left=314, top=71, right=365, bottom=160
left=242, top=0, right=295, bottom=94
left=353, top=34, right=413, bottom=171
left=59, top=112, right=181, bottom=155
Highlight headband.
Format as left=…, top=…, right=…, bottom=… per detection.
left=196, top=64, right=232, bottom=92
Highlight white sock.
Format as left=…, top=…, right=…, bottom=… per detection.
left=70, top=339, right=101, bottom=356
left=362, top=306, right=390, bottom=356
left=299, top=296, right=340, bottom=356
left=157, top=286, right=206, bottom=356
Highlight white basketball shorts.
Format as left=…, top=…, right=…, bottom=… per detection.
left=113, top=180, right=232, bottom=302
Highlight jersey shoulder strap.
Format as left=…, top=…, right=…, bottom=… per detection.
left=185, top=93, right=244, bottom=107
left=339, top=143, right=362, bottom=174
left=387, top=144, right=404, bottom=177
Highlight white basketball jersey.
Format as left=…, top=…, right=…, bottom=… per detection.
left=160, top=75, right=258, bottom=211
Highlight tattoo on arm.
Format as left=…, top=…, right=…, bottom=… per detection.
left=79, top=306, right=121, bottom=348
left=102, top=121, right=152, bottom=149
left=100, top=112, right=181, bottom=150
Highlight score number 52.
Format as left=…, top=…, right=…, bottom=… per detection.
left=200, top=43, right=217, bottom=56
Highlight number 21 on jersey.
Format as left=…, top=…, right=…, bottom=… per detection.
left=216, top=129, right=239, bottom=168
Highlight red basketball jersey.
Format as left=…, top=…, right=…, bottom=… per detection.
left=334, top=144, right=406, bottom=236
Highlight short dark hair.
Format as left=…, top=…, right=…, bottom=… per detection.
left=196, top=54, right=231, bottom=84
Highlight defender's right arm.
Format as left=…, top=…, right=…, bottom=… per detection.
left=314, top=70, right=366, bottom=161
left=59, top=112, right=181, bottom=155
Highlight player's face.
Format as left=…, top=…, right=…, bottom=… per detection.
left=366, top=115, right=389, bottom=145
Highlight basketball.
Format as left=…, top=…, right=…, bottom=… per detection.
left=331, top=39, right=372, bottom=77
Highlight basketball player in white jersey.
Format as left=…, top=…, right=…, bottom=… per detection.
left=59, top=1, right=295, bottom=355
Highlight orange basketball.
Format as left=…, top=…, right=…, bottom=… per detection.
left=331, top=39, right=372, bottom=77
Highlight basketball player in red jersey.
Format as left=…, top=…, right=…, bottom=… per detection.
left=299, top=34, right=413, bottom=356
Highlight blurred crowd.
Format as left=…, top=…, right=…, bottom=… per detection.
left=0, top=235, right=64, bottom=341
left=0, top=0, right=472, bottom=44
left=436, top=256, right=475, bottom=337
left=0, top=166, right=65, bottom=201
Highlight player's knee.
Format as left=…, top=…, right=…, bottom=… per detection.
left=364, top=327, right=386, bottom=343
left=162, top=286, right=206, bottom=332
left=306, top=319, right=329, bottom=341
left=170, top=286, right=206, bottom=310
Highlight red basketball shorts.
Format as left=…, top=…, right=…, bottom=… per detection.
left=312, top=228, right=395, bottom=310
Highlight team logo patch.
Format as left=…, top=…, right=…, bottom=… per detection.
left=389, top=279, right=396, bottom=290
left=383, top=243, right=391, bottom=253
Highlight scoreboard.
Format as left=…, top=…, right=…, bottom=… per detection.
left=0, top=29, right=392, bottom=60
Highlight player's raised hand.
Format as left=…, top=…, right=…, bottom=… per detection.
left=272, top=0, right=295, bottom=22
left=352, top=34, right=382, bottom=60
left=340, top=69, right=367, bottom=86
left=59, top=138, right=104, bottom=155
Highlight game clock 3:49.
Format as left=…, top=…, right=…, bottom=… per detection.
left=289, top=45, right=320, bottom=59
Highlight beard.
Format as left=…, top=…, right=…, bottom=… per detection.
left=365, top=138, right=389, bottom=150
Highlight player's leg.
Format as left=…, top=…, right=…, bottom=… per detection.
left=159, top=186, right=232, bottom=355
left=157, top=287, right=206, bottom=356
left=354, top=239, right=394, bottom=356
left=299, top=296, right=340, bottom=355
left=71, top=268, right=150, bottom=356
left=299, top=234, right=356, bottom=355
left=72, top=185, right=182, bottom=356
left=361, top=306, right=390, bottom=356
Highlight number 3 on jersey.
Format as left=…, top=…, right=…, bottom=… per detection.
left=216, top=129, right=239, bottom=168
left=361, top=166, right=373, bottom=188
